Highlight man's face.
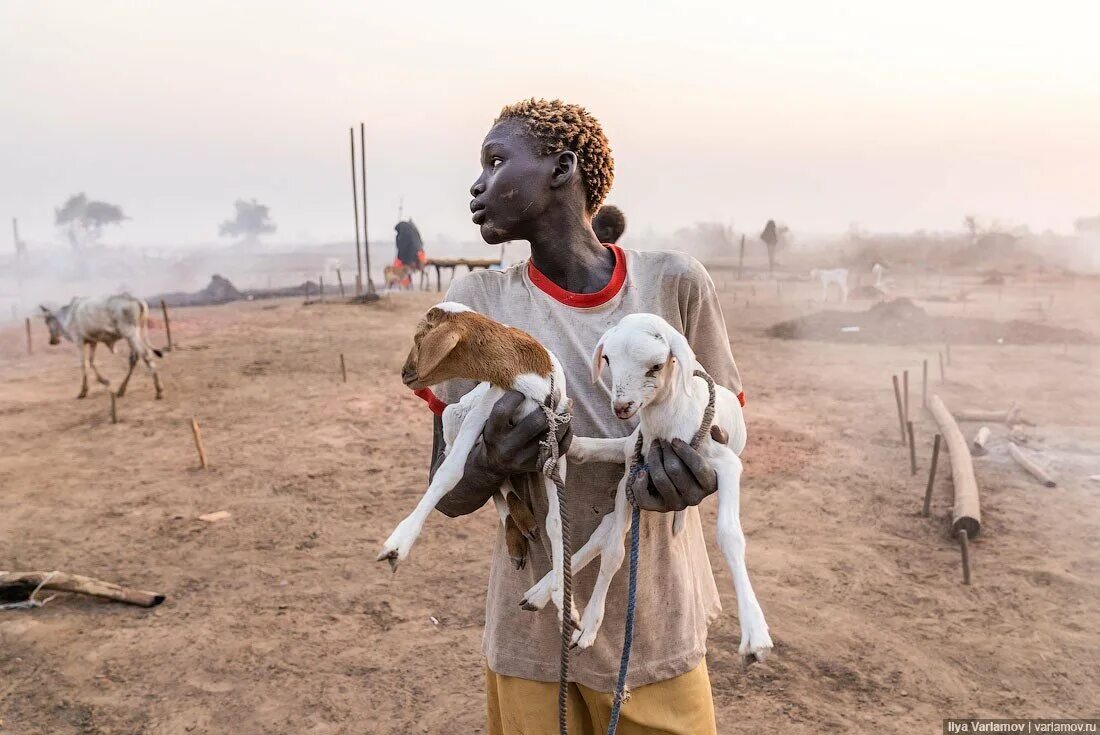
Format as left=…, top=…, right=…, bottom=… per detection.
left=469, top=120, right=554, bottom=244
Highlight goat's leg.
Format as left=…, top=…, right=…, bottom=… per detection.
left=77, top=342, right=90, bottom=399
left=116, top=346, right=139, bottom=397
left=493, top=488, right=530, bottom=570
left=570, top=474, right=631, bottom=650
left=541, top=458, right=580, bottom=629
left=87, top=342, right=111, bottom=388
left=377, top=387, right=504, bottom=571
left=520, top=504, right=616, bottom=611
left=504, top=479, right=538, bottom=542
left=567, top=436, right=629, bottom=464
left=712, top=452, right=772, bottom=663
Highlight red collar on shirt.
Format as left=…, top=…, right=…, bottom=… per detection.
left=527, top=244, right=626, bottom=308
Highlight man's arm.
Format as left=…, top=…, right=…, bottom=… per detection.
left=432, top=392, right=572, bottom=518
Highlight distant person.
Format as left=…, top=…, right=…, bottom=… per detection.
left=393, top=220, right=427, bottom=288
left=592, top=203, right=626, bottom=244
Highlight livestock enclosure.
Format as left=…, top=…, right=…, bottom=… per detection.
left=1, top=271, right=1098, bottom=734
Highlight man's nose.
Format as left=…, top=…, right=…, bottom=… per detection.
left=613, top=400, right=634, bottom=418
left=470, top=176, right=485, bottom=198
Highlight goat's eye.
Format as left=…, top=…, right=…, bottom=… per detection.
left=646, top=363, right=663, bottom=377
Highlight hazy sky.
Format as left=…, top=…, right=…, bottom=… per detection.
left=2, top=1, right=1098, bottom=248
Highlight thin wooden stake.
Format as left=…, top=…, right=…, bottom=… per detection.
left=350, top=127, right=363, bottom=294
left=922, top=434, right=941, bottom=517
left=360, top=122, right=374, bottom=294
left=304, top=282, right=311, bottom=304
left=340, top=353, right=347, bottom=383
left=903, top=369, right=910, bottom=424
left=958, top=529, right=971, bottom=585
left=110, top=392, right=118, bottom=424
left=892, top=375, right=906, bottom=444
left=921, top=359, right=928, bottom=409
left=160, top=299, right=173, bottom=351
left=938, top=351, right=945, bottom=384
left=25, top=317, right=32, bottom=355
left=907, top=421, right=917, bottom=475
left=336, top=268, right=345, bottom=297
left=319, top=275, right=325, bottom=303
left=190, top=417, right=208, bottom=469
left=737, top=234, right=745, bottom=280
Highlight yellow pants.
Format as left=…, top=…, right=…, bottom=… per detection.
left=486, top=660, right=717, bottom=735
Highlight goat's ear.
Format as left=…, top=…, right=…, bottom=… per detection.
left=416, top=322, right=463, bottom=378
left=39, top=305, right=50, bottom=314
left=660, top=323, right=696, bottom=396
left=590, top=340, right=606, bottom=383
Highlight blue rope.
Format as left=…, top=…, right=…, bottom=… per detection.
left=606, top=502, right=641, bottom=733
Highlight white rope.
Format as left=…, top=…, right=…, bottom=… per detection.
left=0, top=571, right=59, bottom=610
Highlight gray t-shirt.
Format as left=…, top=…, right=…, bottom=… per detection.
left=436, top=246, right=743, bottom=691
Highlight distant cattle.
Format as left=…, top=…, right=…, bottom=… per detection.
left=41, top=294, right=165, bottom=400
left=810, top=268, right=850, bottom=304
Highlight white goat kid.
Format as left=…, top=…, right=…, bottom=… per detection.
left=378, top=302, right=576, bottom=624
left=527, top=314, right=772, bottom=661
left=810, top=268, right=849, bottom=304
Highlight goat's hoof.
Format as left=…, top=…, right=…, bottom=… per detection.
left=519, top=599, right=539, bottom=612
left=155, top=393, right=164, bottom=400
left=116, top=389, right=126, bottom=398
left=77, top=391, right=88, bottom=399
left=375, top=549, right=401, bottom=573
left=738, top=629, right=773, bottom=666
left=569, top=626, right=596, bottom=650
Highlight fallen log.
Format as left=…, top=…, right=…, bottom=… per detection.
left=952, top=402, right=1021, bottom=424
left=0, top=571, right=165, bottom=608
left=928, top=395, right=981, bottom=539
left=1008, top=443, right=1056, bottom=488
left=971, top=426, right=991, bottom=456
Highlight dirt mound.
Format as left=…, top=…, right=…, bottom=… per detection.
left=153, top=274, right=244, bottom=307
left=767, top=298, right=1096, bottom=345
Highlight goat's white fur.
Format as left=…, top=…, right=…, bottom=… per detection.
left=810, top=268, right=849, bottom=303
left=537, top=314, right=771, bottom=660
left=378, top=305, right=577, bottom=625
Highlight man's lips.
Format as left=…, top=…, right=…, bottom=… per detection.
left=470, top=201, right=486, bottom=224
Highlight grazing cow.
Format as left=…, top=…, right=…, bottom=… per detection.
left=40, top=295, right=165, bottom=400
left=810, top=268, right=850, bottom=303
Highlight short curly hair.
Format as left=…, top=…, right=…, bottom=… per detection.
left=496, top=98, right=614, bottom=213
left=592, top=204, right=626, bottom=244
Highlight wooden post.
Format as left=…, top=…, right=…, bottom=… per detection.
left=24, top=317, right=32, bottom=355
left=340, top=353, right=347, bottom=383
left=336, top=269, right=345, bottom=297
left=737, top=234, right=745, bottom=280
left=160, top=299, right=173, bottom=352
left=928, top=395, right=981, bottom=539
left=922, top=434, right=941, bottom=517
left=938, top=351, right=945, bottom=384
left=958, top=529, right=971, bottom=585
left=892, top=375, right=906, bottom=444
left=304, top=282, right=311, bottom=304
left=1008, top=443, right=1056, bottom=487
left=921, top=359, right=928, bottom=409
left=319, top=275, right=325, bottom=303
left=190, top=417, right=208, bottom=469
left=350, top=127, right=363, bottom=295
left=907, top=421, right=917, bottom=475
left=903, top=369, right=910, bottom=424
left=360, top=122, right=374, bottom=294
left=110, top=392, right=118, bottom=424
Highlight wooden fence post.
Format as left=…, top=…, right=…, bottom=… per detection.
left=892, top=375, right=906, bottom=444
left=907, top=421, right=917, bottom=475
left=337, top=269, right=345, bottom=297
left=190, top=417, right=208, bottom=469
left=25, top=317, right=32, bottom=355
left=922, top=434, right=941, bottom=517
left=160, top=300, right=173, bottom=352
left=340, top=353, right=347, bottom=383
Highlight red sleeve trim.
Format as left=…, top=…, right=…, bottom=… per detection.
left=413, top=388, right=447, bottom=416
left=737, top=391, right=746, bottom=407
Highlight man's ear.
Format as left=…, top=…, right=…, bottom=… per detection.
left=549, top=150, right=579, bottom=190
left=659, top=323, right=696, bottom=396
left=417, top=323, right=463, bottom=379
left=590, top=339, right=606, bottom=383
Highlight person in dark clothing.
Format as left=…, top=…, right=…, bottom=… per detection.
left=592, top=204, right=626, bottom=244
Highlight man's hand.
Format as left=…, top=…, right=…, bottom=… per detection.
left=628, top=438, right=717, bottom=512
left=473, top=390, right=573, bottom=476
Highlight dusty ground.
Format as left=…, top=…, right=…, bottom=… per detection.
left=1, top=272, right=1098, bottom=734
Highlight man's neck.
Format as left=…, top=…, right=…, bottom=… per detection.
left=527, top=206, right=615, bottom=294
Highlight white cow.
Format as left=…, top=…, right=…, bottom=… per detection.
left=41, top=295, right=165, bottom=399
left=810, top=268, right=849, bottom=304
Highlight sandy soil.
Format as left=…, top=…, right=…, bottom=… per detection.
left=1, top=272, right=1098, bottom=734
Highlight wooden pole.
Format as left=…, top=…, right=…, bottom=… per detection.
left=190, top=417, right=208, bottom=469
left=958, top=529, right=971, bottom=585
left=350, top=127, right=363, bottom=295
left=336, top=268, right=345, bottom=297
left=24, top=317, right=32, bottom=355
left=891, top=375, right=906, bottom=444
left=304, top=281, right=311, bottom=304
left=340, top=353, right=347, bottom=383
left=110, top=392, right=118, bottom=424
left=737, top=234, right=745, bottom=280
left=319, top=275, right=325, bottom=303
left=928, top=395, right=981, bottom=539
left=360, top=122, right=374, bottom=294
left=921, top=359, right=928, bottom=409
left=160, top=299, right=173, bottom=352
left=0, top=571, right=165, bottom=608
left=1008, top=443, right=1056, bottom=487
left=903, top=370, right=910, bottom=424
left=938, top=351, right=945, bottom=384
left=922, top=434, right=941, bottom=517
left=907, top=421, right=917, bottom=475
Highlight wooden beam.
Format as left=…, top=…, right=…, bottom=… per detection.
left=928, top=395, right=981, bottom=538
left=0, top=571, right=165, bottom=607
left=1008, top=443, right=1056, bottom=488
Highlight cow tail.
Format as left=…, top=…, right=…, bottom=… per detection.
left=140, top=301, right=164, bottom=359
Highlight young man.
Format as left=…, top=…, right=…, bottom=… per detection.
left=429, top=99, right=743, bottom=735
left=592, top=204, right=627, bottom=245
